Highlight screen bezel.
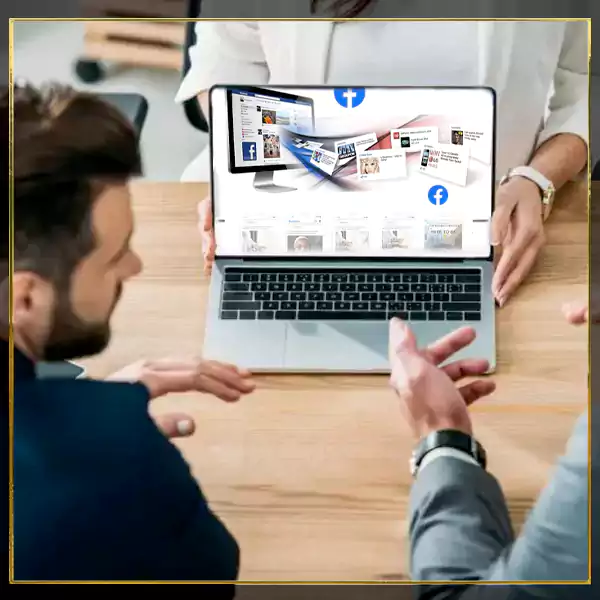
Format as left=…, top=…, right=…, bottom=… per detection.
left=210, top=84, right=496, bottom=263
left=225, top=85, right=316, bottom=174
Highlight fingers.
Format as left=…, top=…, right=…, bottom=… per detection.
left=442, top=358, right=490, bottom=381
left=198, top=195, right=213, bottom=231
left=196, top=360, right=256, bottom=402
left=562, top=302, right=588, bottom=325
left=139, top=358, right=254, bottom=400
left=458, top=379, right=496, bottom=406
left=202, top=232, right=216, bottom=275
left=152, top=412, right=196, bottom=439
left=493, top=241, right=541, bottom=306
left=492, top=193, right=544, bottom=305
left=388, top=318, right=420, bottom=368
left=198, top=197, right=215, bottom=275
left=423, top=327, right=477, bottom=365
left=146, top=358, right=251, bottom=378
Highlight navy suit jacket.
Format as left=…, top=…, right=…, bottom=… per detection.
left=12, top=341, right=239, bottom=585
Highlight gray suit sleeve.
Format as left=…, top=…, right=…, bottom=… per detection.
left=409, top=412, right=589, bottom=599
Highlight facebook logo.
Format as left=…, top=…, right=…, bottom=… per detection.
left=428, top=185, right=449, bottom=206
left=242, top=141, right=257, bottom=161
left=334, top=88, right=366, bottom=109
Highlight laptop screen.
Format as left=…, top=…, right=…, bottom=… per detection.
left=210, top=85, right=495, bottom=260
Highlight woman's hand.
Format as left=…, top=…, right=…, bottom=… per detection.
left=491, top=177, right=545, bottom=306
left=198, top=193, right=216, bottom=275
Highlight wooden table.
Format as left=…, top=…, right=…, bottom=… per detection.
left=80, top=181, right=589, bottom=582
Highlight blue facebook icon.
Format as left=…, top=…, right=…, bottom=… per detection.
left=242, top=141, right=257, bottom=161
left=334, top=88, right=366, bottom=109
left=428, top=185, right=449, bottom=206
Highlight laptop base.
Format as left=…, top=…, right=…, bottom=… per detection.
left=203, top=259, right=496, bottom=374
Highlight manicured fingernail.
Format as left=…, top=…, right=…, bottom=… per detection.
left=497, top=296, right=505, bottom=308
left=177, top=420, right=194, bottom=436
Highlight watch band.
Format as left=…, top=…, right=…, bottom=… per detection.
left=506, top=166, right=552, bottom=192
left=499, top=166, right=556, bottom=221
left=410, top=429, right=487, bottom=477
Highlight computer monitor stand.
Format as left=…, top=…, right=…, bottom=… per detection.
left=253, top=171, right=297, bottom=193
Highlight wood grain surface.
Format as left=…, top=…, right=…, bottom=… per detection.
left=79, top=180, right=589, bottom=581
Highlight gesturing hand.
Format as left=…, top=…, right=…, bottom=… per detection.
left=388, top=318, right=496, bottom=439
left=107, top=358, right=255, bottom=439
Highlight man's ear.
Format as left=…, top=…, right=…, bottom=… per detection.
left=12, top=271, right=54, bottom=329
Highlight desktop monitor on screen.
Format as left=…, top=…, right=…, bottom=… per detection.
left=226, top=86, right=315, bottom=192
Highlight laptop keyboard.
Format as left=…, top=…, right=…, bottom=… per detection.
left=220, top=268, right=482, bottom=322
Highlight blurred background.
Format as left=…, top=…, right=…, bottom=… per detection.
left=12, top=16, right=206, bottom=181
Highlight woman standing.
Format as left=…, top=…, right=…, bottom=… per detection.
left=176, top=3, right=588, bottom=305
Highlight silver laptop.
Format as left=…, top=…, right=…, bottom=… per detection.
left=203, top=85, right=496, bottom=373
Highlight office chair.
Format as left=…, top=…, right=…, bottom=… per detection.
left=182, top=0, right=209, bottom=132
left=101, top=93, right=149, bottom=141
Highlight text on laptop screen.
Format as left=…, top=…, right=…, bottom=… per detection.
left=211, top=86, right=495, bottom=259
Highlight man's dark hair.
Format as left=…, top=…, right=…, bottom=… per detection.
left=310, top=0, right=374, bottom=17
left=3, top=82, right=142, bottom=286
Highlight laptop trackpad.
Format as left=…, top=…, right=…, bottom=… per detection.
left=284, top=322, right=389, bottom=371
left=204, top=321, right=287, bottom=370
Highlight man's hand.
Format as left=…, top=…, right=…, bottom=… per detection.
left=491, top=177, right=545, bottom=306
left=107, top=358, right=255, bottom=401
left=107, top=358, right=255, bottom=439
left=152, top=412, right=196, bottom=439
left=388, top=318, right=495, bottom=439
left=563, top=301, right=598, bottom=325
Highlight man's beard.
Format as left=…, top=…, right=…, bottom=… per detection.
left=42, top=284, right=122, bottom=362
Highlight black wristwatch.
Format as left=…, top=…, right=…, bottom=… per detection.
left=410, top=429, right=487, bottom=477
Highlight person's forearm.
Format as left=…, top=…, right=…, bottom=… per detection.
left=528, top=133, right=587, bottom=189
left=411, top=413, right=589, bottom=599
left=410, top=458, right=514, bottom=584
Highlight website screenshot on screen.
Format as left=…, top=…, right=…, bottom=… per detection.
left=230, top=89, right=314, bottom=168
left=214, top=86, right=494, bottom=259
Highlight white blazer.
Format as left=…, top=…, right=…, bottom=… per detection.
left=176, top=20, right=588, bottom=182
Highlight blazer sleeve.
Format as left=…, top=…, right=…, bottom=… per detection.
left=535, top=21, right=589, bottom=150
left=175, top=21, right=270, bottom=103
left=124, top=405, right=241, bottom=582
left=409, top=412, right=589, bottom=599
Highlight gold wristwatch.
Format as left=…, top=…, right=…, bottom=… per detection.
left=499, top=166, right=556, bottom=221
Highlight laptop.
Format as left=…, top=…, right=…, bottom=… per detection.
left=203, top=85, right=496, bottom=373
